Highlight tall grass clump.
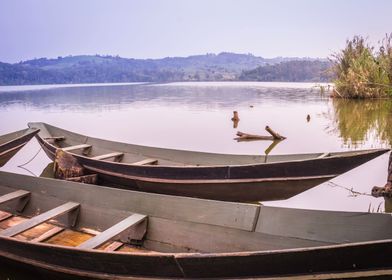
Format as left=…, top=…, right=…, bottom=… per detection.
left=333, top=34, right=392, bottom=98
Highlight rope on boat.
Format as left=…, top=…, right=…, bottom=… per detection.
left=17, top=147, right=42, bottom=168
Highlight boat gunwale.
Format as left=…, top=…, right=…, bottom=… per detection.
left=30, top=122, right=389, bottom=169
left=1, top=225, right=392, bottom=257
left=0, top=128, right=39, bottom=150
left=85, top=164, right=337, bottom=184
left=0, top=233, right=391, bottom=259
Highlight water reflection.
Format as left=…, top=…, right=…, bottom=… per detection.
left=0, top=82, right=326, bottom=112
left=332, top=98, right=392, bottom=147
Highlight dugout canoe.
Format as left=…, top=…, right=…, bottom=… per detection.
left=0, top=128, right=39, bottom=167
left=28, top=122, right=389, bottom=202
left=0, top=170, right=392, bottom=279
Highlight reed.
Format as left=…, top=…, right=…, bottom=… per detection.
left=332, top=34, right=392, bottom=98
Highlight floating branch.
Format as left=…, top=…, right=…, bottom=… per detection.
left=235, top=126, right=286, bottom=141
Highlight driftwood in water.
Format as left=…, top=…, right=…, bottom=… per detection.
left=231, top=111, right=240, bottom=128
left=54, top=149, right=85, bottom=179
left=66, top=174, right=98, bottom=184
left=371, top=152, right=392, bottom=198
left=235, top=126, right=286, bottom=141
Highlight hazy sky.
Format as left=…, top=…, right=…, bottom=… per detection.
left=1, top=0, right=391, bottom=63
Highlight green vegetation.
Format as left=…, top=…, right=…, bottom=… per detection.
left=333, top=34, right=392, bottom=98
left=332, top=98, right=392, bottom=146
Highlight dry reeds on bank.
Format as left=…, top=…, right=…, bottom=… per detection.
left=332, top=34, right=392, bottom=99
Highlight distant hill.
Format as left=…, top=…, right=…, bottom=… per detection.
left=0, top=53, right=330, bottom=85
left=239, top=60, right=333, bottom=82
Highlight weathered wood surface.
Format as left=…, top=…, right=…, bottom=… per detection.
left=231, top=111, right=240, bottom=128
left=0, top=202, right=80, bottom=237
left=28, top=122, right=390, bottom=202
left=65, top=174, right=98, bottom=184
left=0, top=190, right=30, bottom=205
left=0, top=190, right=30, bottom=212
left=62, top=144, right=91, bottom=153
left=131, top=158, right=158, bottom=165
left=54, top=149, right=85, bottom=179
left=78, top=214, right=147, bottom=249
left=235, top=126, right=286, bottom=141
left=0, top=171, right=260, bottom=231
left=91, top=152, right=123, bottom=161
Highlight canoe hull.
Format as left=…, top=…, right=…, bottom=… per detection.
left=0, top=171, right=392, bottom=279
left=36, top=134, right=387, bottom=201
left=0, top=236, right=392, bottom=279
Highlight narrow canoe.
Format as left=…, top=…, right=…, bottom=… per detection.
left=0, top=128, right=40, bottom=167
left=28, top=122, right=389, bottom=202
left=0, top=170, right=392, bottom=279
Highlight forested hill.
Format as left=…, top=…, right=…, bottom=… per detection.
left=239, top=60, right=333, bottom=82
left=0, top=53, right=330, bottom=85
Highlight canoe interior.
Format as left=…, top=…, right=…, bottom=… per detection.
left=0, top=171, right=391, bottom=255
left=28, top=122, right=383, bottom=167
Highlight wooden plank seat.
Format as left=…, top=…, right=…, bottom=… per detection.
left=77, top=214, right=147, bottom=250
left=0, top=190, right=30, bottom=212
left=91, top=152, right=124, bottom=162
left=44, top=136, right=65, bottom=141
left=131, top=158, right=158, bottom=165
left=0, top=190, right=30, bottom=205
left=62, top=144, right=92, bottom=152
left=0, top=202, right=80, bottom=237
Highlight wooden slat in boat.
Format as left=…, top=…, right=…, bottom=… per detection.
left=91, top=152, right=124, bottom=161
left=31, top=226, right=64, bottom=243
left=131, top=158, right=158, bottom=165
left=0, top=202, right=80, bottom=237
left=0, top=190, right=30, bottom=205
left=102, top=241, right=123, bottom=251
left=61, top=144, right=91, bottom=152
left=78, top=214, right=147, bottom=249
left=28, top=122, right=390, bottom=202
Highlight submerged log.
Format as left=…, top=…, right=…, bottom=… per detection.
left=231, top=111, right=240, bottom=128
left=265, top=126, right=286, bottom=140
left=235, top=126, right=286, bottom=141
left=54, top=149, right=85, bottom=179
left=371, top=152, right=392, bottom=198
left=231, top=111, right=240, bottom=121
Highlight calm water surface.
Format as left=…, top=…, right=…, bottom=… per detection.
left=0, top=82, right=391, bottom=214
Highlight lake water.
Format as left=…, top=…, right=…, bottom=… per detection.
left=0, top=82, right=391, bottom=213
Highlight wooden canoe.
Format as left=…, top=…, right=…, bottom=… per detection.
left=0, top=170, right=392, bottom=279
left=0, top=128, right=40, bottom=167
left=28, top=122, right=389, bottom=202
